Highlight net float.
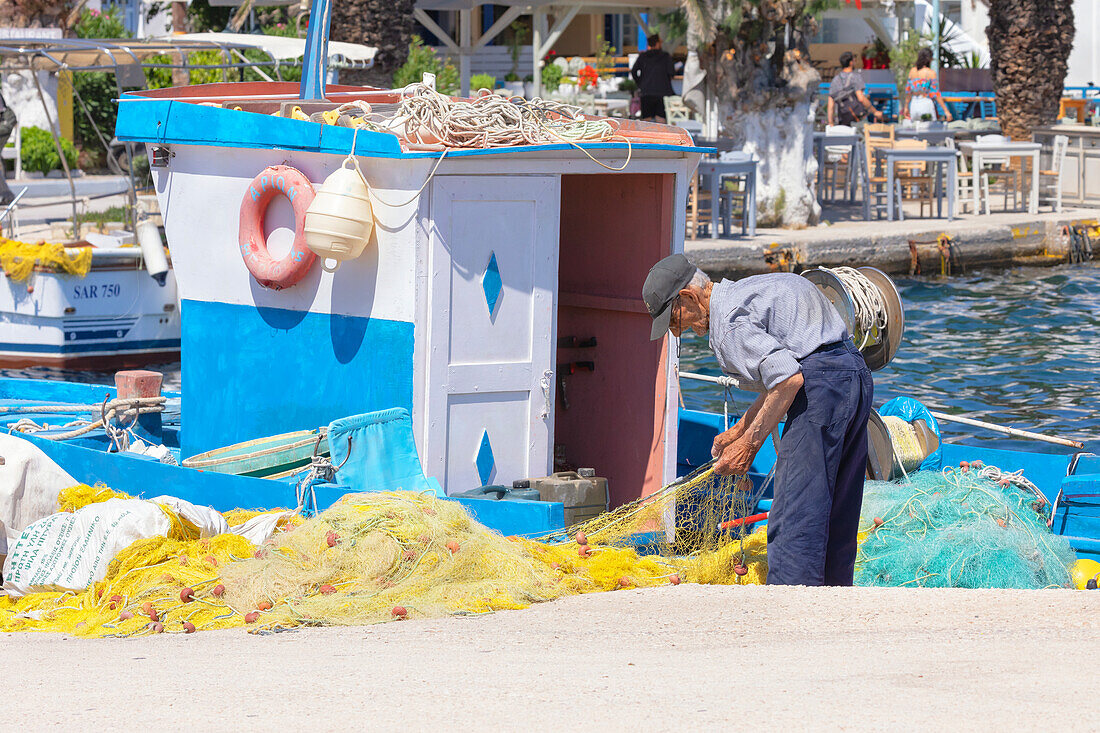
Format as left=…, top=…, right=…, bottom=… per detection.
left=149, top=622, right=164, bottom=633
left=244, top=611, right=260, bottom=623
left=326, top=531, right=339, bottom=547
left=211, top=584, right=225, bottom=598
left=180, top=587, right=195, bottom=603
left=392, top=606, right=408, bottom=619
left=257, top=601, right=273, bottom=611
left=446, top=540, right=460, bottom=554
left=575, top=531, right=588, bottom=546
left=319, top=584, right=337, bottom=595
left=182, top=622, right=197, bottom=634
left=669, top=574, right=681, bottom=585
left=733, top=564, right=748, bottom=576
left=118, top=611, right=133, bottom=621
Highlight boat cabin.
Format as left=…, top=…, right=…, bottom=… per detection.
left=117, top=82, right=706, bottom=505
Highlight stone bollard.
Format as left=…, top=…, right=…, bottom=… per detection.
left=115, top=369, right=163, bottom=439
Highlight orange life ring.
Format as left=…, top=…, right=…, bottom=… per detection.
left=238, top=165, right=317, bottom=290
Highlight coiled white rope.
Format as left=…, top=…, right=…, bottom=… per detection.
left=824, top=266, right=888, bottom=348
left=382, top=83, right=633, bottom=172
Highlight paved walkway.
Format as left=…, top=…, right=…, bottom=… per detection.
left=2, top=584, right=1097, bottom=730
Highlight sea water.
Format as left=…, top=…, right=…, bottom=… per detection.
left=4, top=262, right=1099, bottom=454
left=680, top=262, right=1100, bottom=455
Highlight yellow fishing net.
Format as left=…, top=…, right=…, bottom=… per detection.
left=0, top=237, right=93, bottom=281
left=0, top=467, right=766, bottom=636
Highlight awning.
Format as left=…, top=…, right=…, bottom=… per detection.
left=168, top=32, right=377, bottom=67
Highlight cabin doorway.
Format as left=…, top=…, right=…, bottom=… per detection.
left=555, top=173, right=677, bottom=507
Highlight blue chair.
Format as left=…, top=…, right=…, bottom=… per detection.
left=327, top=408, right=444, bottom=497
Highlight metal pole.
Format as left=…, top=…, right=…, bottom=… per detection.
left=929, top=411, right=1084, bottom=449
left=459, top=9, right=473, bottom=96
left=931, top=0, right=941, bottom=73
left=299, top=0, right=331, bottom=99
left=30, top=71, right=80, bottom=239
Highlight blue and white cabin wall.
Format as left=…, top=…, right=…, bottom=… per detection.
left=132, top=91, right=700, bottom=502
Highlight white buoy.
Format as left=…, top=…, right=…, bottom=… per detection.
left=136, top=219, right=169, bottom=286
left=303, top=159, right=375, bottom=273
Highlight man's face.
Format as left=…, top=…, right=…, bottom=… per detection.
left=669, top=288, right=708, bottom=338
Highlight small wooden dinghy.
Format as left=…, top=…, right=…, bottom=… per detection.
left=182, top=429, right=329, bottom=479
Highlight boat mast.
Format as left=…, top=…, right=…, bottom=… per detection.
left=299, top=0, right=332, bottom=99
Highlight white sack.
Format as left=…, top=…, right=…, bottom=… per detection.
left=2, top=498, right=170, bottom=597
left=150, top=495, right=229, bottom=537
left=0, top=434, right=77, bottom=549
left=229, top=512, right=292, bottom=546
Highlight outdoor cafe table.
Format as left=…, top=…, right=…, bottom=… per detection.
left=697, top=153, right=757, bottom=238
left=895, top=126, right=957, bottom=145
left=874, top=146, right=958, bottom=221
left=957, top=140, right=1041, bottom=214
left=812, top=131, right=865, bottom=204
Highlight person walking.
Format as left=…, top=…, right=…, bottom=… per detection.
left=0, top=90, right=16, bottom=206
left=827, top=51, right=884, bottom=126
left=642, top=254, right=874, bottom=586
left=631, top=34, right=675, bottom=122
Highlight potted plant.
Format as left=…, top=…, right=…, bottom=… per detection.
left=540, top=62, right=563, bottom=97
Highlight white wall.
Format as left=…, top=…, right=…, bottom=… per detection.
left=1066, top=0, right=1099, bottom=88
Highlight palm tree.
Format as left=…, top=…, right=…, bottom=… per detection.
left=681, top=0, right=829, bottom=227
left=331, top=0, right=417, bottom=87
left=987, top=0, right=1075, bottom=140
left=0, top=0, right=74, bottom=30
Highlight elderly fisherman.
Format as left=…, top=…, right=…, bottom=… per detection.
left=643, top=254, right=873, bottom=586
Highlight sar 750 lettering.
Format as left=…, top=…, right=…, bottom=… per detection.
left=72, top=283, right=121, bottom=299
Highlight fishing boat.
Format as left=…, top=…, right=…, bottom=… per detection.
left=0, top=243, right=181, bottom=368
left=0, top=4, right=1095, bottom=566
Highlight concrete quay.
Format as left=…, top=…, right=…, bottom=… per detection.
left=687, top=204, right=1099, bottom=279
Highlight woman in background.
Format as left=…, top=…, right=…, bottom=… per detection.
left=904, top=48, right=953, bottom=122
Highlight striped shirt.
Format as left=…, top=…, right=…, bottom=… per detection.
left=707, top=274, right=849, bottom=392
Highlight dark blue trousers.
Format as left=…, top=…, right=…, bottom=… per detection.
left=766, top=340, right=873, bottom=586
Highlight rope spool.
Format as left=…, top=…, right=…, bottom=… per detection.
left=882, top=416, right=925, bottom=475
left=802, top=266, right=904, bottom=371
left=866, top=411, right=940, bottom=481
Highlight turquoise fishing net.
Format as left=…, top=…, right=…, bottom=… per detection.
left=856, top=468, right=1076, bottom=589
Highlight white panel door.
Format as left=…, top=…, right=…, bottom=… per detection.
left=425, top=175, right=560, bottom=493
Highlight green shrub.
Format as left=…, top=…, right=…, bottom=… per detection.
left=20, top=126, right=79, bottom=174
left=470, top=73, right=496, bottom=91
left=73, top=6, right=129, bottom=39
left=72, top=71, right=119, bottom=151
left=540, top=62, right=563, bottom=91
left=392, top=36, right=459, bottom=95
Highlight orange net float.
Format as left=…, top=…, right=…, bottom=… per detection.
left=238, top=165, right=317, bottom=290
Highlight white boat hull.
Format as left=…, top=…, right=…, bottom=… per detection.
left=0, top=248, right=181, bottom=368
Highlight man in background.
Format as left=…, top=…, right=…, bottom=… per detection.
left=631, top=34, right=675, bottom=122
left=827, top=52, right=883, bottom=126
left=0, top=91, right=15, bottom=206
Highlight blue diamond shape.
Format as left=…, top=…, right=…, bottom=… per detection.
left=482, top=251, right=502, bottom=315
left=475, top=431, right=495, bottom=486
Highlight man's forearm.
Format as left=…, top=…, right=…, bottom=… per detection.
left=733, top=393, right=766, bottom=437
left=743, top=373, right=804, bottom=449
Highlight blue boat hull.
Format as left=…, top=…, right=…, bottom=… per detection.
left=2, top=378, right=1095, bottom=557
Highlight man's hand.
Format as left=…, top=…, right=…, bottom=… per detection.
left=710, top=424, right=743, bottom=458
left=872, top=108, right=884, bottom=120
left=714, top=435, right=761, bottom=476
